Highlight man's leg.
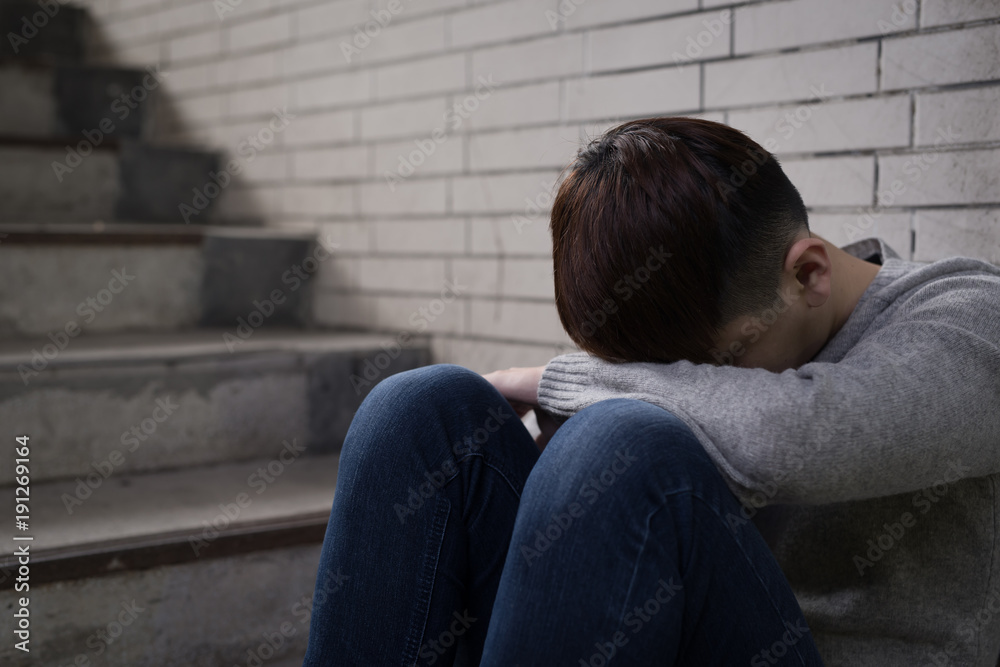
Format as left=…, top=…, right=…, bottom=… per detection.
left=482, top=398, right=824, bottom=666
left=302, top=364, right=540, bottom=666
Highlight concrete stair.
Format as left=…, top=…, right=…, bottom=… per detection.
left=0, top=3, right=432, bottom=664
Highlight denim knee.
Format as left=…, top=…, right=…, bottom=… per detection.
left=342, top=363, right=515, bottom=473
left=524, top=398, right=719, bottom=509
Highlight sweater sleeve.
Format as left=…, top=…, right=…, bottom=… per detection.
left=537, top=280, right=1000, bottom=506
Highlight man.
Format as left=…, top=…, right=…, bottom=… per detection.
left=485, top=117, right=1000, bottom=665
left=303, top=117, right=999, bottom=666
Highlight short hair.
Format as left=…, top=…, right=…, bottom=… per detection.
left=550, top=116, right=808, bottom=364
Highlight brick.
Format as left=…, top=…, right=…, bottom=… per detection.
left=565, top=0, right=697, bottom=30
left=453, top=257, right=554, bottom=299
left=374, top=135, right=463, bottom=177
left=164, top=62, right=214, bottom=95
left=471, top=33, right=583, bottom=86
left=283, top=184, right=356, bottom=217
left=877, top=148, right=1000, bottom=206
left=240, top=151, right=289, bottom=183
left=375, top=53, right=466, bottom=101
left=453, top=171, right=561, bottom=214
left=168, top=30, right=222, bottom=63
left=229, top=83, right=290, bottom=119
left=469, top=125, right=580, bottom=172
left=463, top=82, right=560, bottom=132
left=292, top=145, right=368, bottom=180
left=359, top=177, right=447, bottom=215
left=468, top=299, right=570, bottom=344
left=217, top=51, right=280, bottom=88
left=882, top=24, right=1000, bottom=90
left=728, top=95, right=911, bottom=154
left=567, top=65, right=700, bottom=122
left=781, top=156, right=876, bottom=207
left=294, top=0, right=369, bottom=40
left=706, top=43, right=877, bottom=108
left=373, top=219, right=465, bottom=254
left=293, top=70, right=370, bottom=111
left=354, top=15, right=447, bottom=65
left=371, top=0, right=466, bottom=21
left=921, top=0, right=1000, bottom=27
left=808, top=212, right=911, bottom=256
left=450, top=0, right=559, bottom=49
left=318, top=220, right=371, bottom=253
left=736, top=0, right=913, bottom=55
left=160, top=4, right=217, bottom=36
left=283, top=39, right=349, bottom=77
left=284, top=109, right=355, bottom=146
left=470, top=215, right=554, bottom=257
left=914, top=209, right=1000, bottom=264
left=357, top=257, right=448, bottom=292
left=370, top=293, right=465, bottom=334
left=361, top=97, right=448, bottom=140
left=916, top=86, right=1000, bottom=146
left=228, top=14, right=292, bottom=53
left=590, top=11, right=731, bottom=73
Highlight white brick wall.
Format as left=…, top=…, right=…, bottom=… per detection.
left=80, top=0, right=1000, bottom=373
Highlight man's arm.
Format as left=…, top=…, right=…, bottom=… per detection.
left=537, top=292, right=1000, bottom=506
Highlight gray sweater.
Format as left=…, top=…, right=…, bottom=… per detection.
left=537, top=237, right=1000, bottom=666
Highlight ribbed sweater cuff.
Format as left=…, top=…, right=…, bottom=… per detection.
left=537, top=352, right=593, bottom=418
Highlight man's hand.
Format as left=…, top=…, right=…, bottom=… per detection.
left=482, top=365, right=561, bottom=450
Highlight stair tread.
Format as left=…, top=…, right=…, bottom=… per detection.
left=1, top=452, right=338, bottom=554
left=0, top=328, right=423, bottom=370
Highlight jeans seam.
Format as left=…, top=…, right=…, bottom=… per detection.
left=403, top=495, right=451, bottom=667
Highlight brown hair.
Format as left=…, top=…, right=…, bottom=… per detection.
left=550, top=117, right=808, bottom=364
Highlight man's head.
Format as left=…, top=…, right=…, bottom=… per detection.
left=550, top=116, right=848, bottom=371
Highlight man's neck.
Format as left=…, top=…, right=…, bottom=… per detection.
left=826, top=239, right=883, bottom=339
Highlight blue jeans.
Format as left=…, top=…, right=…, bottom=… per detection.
left=302, top=364, right=824, bottom=666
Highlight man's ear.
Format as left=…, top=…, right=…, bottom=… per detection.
left=784, top=235, right=832, bottom=308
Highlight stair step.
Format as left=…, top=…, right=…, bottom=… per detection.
left=0, top=223, right=319, bottom=337
left=0, top=1, right=89, bottom=63
left=0, top=455, right=338, bottom=665
left=0, top=329, right=430, bottom=484
left=0, top=62, right=158, bottom=140
left=0, top=141, right=222, bottom=223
